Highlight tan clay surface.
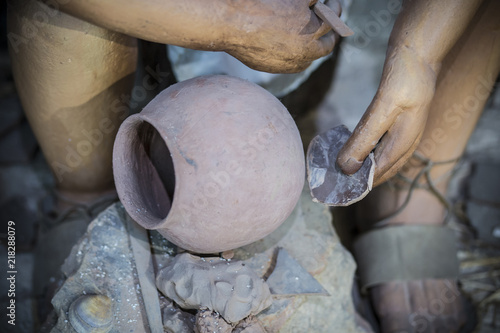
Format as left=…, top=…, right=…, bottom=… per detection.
left=52, top=0, right=338, bottom=73
left=8, top=0, right=138, bottom=192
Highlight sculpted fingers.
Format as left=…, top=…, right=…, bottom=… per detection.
left=373, top=132, right=422, bottom=186
left=308, top=30, right=337, bottom=59
left=224, top=0, right=345, bottom=73
left=314, top=18, right=334, bottom=39
left=337, top=98, right=399, bottom=175
left=372, top=112, right=426, bottom=186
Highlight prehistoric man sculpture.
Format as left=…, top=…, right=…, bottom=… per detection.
left=7, top=0, right=500, bottom=332
left=6, top=0, right=340, bottom=325
left=7, top=0, right=338, bottom=212
left=336, top=0, right=500, bottom=332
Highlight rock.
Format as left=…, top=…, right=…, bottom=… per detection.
left=50, top=188, right=366, bottom=332
left=50, top=204, right=152, bottom=333
left=161, top=300, right=195, bottom=333
left=266, top=248, right=329, bottom=296
left=195, top=310, right=232, bottom=333
left=233, top=317, right=267, bottom=333
left=234, top=186, right=366, bottom=332
left=156, top=253, right=272, bottom=323
left=307, top=125, right=374, bottom=206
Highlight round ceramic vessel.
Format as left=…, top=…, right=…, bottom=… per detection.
left=113, top=75, right=304, bottom=253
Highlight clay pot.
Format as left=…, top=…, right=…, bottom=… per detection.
left=113, top=75, right=304, bottom=253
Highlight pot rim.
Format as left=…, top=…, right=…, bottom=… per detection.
left=113, top=113, right=177, bottom=230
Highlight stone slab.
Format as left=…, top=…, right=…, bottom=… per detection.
left=49, top=187, right=369, bottom=332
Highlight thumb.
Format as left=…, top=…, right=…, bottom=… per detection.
left=337, top=98, right=399, bottom=175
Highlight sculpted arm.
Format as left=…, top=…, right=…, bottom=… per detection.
left=50, top=0, right=338, bottom=73
left=337, top=0, right=484, bottom=185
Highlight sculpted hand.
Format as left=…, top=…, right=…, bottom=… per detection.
left=224, top=0, right=341, bottom=73
left=334, top=0, right=484, bottom=187
left=53, top=0, right=341, bottom=74
left=337, top=47, right=437, bottom=186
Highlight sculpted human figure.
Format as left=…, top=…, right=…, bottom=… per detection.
left=7, top=0, right=338, bottom=208
left=6, top=0, right=340, bottom=324
left=7, top=0, right=500, bottom=331
left=336, top=0, right=500, bottom=332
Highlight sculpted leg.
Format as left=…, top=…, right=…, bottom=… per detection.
left=8, top=0, right=137, bottom=208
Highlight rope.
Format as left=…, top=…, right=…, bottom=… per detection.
left=373, top=151, right=461, bottom=228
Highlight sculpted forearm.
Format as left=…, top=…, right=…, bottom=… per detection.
left=388, top=0, right=484, bottom=72
left=337, top=0, right=485, bottom=183
left=51, top=0, right=231, bottom=51
left=43, top=0, right=337, bottom=73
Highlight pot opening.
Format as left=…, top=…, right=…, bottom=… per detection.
left=133, top=121, right=176, bottom=221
